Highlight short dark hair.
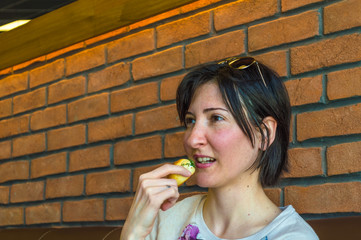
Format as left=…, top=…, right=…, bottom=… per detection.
left=176, top=58, right=291, bottom=187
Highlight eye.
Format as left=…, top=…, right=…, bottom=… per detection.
left=184, top=116, right=195, bottom=127
left=211, top=114, right=225, bottom=122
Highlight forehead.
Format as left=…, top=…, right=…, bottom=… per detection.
left=189, top=82, right=227, bottom=109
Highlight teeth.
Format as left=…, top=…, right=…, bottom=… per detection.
left=196, top=157, right=216, bottom=163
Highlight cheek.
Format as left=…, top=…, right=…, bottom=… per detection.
left=212, top=128, right=255, bottom=158
left=213, top=128, right=245, bottom=149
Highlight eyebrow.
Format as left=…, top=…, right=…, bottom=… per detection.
left=204, top=107, right=229, bottom=113
left=186, top=107, right=229, bottom=116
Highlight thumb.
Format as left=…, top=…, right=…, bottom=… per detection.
left=160, top=196, right=178, bottom=211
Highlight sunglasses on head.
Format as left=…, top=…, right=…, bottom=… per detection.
left=218, top=57, right=267, bottom=87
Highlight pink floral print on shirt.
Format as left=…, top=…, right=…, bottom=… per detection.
left=178, top=224, right=200, bottom=240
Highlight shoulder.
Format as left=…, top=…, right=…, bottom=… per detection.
left=268, top=205, right=319, bottom=240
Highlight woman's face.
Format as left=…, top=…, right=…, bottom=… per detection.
left=183, top=81, right=261, bottom=189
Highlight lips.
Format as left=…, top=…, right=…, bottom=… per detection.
left=193, top=155, right=216, bottom=169
left=196, top=156, right=216, bottom=163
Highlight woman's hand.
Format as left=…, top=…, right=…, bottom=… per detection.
left=120, top=164, right=192, bottom=240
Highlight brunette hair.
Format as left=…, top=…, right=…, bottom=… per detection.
left=176, top=58, right=291, bottom=186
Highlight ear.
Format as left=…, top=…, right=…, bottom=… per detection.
left=261, top=116, right=277, bottom=151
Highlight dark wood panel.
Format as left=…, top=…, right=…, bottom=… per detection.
left=0, top=0, right=196, bottom=70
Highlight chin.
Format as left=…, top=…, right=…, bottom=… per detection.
left=195, top=175, right=215, bottom=188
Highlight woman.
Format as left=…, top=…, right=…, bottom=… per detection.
left=120, top=57, right=318, bottom=239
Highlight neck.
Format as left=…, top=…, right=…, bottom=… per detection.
left=203, top=175, right=280, bottom=238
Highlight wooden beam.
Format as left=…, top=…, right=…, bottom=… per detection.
left=0, top=0, right=197, bottom=70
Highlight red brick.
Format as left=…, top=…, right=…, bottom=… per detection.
left=0, top=98, right=12, bottom=118
left=255, top=51, right=287, bottom=77
left=13, top=88, right=46, bottom=114
left=85, top=27, right=127, bottom=46
left=106, top=197, right=133, bottom=220
left=0, top=115, right=28, bottom=138
left=327, top=141, right=361, bottom=176
left=107, top=29, right=155, bottom=63
left=291, top=33, right=361, bottom=74
left=47, top=124, right=86, bottom=151
left=164, top=132, right=186, bottom=158
left=214, top=0, right=278, bottom=31
left=185, top=30, right=245, bottom=68
left=282, top=0, right=323, bottom=12
left=132, top=46, right=183, bottom=81
left=297, top=104, right=361, bottom=141
left=0, top=161, right=29, bottom=183
left=66, top=45, right=106, bottom=76
left=69, top=145, right=110, bottom=172
left=63, top=199, right=104, bottom=222
left=135, top=104, right=180, bottom=134
left=285, top=75, right=323, bottom=106
left=264, top=188, right=281, bottom=206
left=46, top=42, right=85, bottom=60
left=132, top=164, right=162, bottom=191
left=285, top=182, right=361, bottom=213
left=157, top=12, right=210, bottom=48
left=86, top=169, right=131, bottom=195
left=111, top=82, right=158, bottom=113
left=283, top=147, right=323, bottom=178
left=0, top=207, right=23, bottom=226
left=29, top=59, right=64, bottom=88
left=88, top=62, right=130, bottom=93
left=11, top=181, right=44, bottom=203
left=0, top=140, right=11, bottom=160
left=180, top=0, right=222, bottom=13
left=68, top=93, right=109, bottom=123
left=114, top=135, right=162, bottom=165
left=0, top=186, right=9, bottom=204
left=13, top=133, right=46, bottom=157
left=249, top=11, right=319, bottom=52
left=31, top=152, right=67, bottom=179
left=13, top=56, right=46, bottom=72
left=25, top=203, right=61, bottom=224
left=48, top=76, right=86, bottom=104
left=46, top=175, right=84, bottom=199
left=290, top=114, right=294, bottom=143
left=0, top=72, right=28, bottom=98
left=31, top=105, right=67, bottom=131
left=128, top=9, right=180, bottom=31
left=324, top=0, right=361, bottom=34
left=327, top=67, right=361, bottom=100
left=0, top=67, right=11, bottom=76
left=88, top=115, right=133, bottom=143
left=160, top=74, right=185, bottom=101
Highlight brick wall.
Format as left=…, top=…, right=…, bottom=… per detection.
left=0, top=0, right=360, bottom=228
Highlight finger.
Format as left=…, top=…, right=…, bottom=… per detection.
left=142, top=184, right=177, bottom=199
left=142, top=163, right=192, bottom=180
left=134, top=184, right=178, bottom=215
left=160, top=189, right=179, bottom=211
left=124, top=185, right=180, bottom=238
left=153, top=185, right=179, bottom=209
left=140, top=178, right=178, bottom=189
left=135, top=178, right=178, bottom=202
left=161, top=199, right=176, bottom=211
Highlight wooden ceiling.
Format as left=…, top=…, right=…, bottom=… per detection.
left=0, top=0, right=197, bottom=70
left=0, top=0, right=76, bottom=26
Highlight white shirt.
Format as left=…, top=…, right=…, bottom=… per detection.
left=147, top=194, right=319, bottom=240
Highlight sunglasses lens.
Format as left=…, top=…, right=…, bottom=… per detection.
left=219, top=57, right=267, bottom=87
left=230, top=57, right=255, bottom=69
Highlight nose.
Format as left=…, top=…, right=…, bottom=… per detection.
left=184, top=123, right=207, bottom=150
